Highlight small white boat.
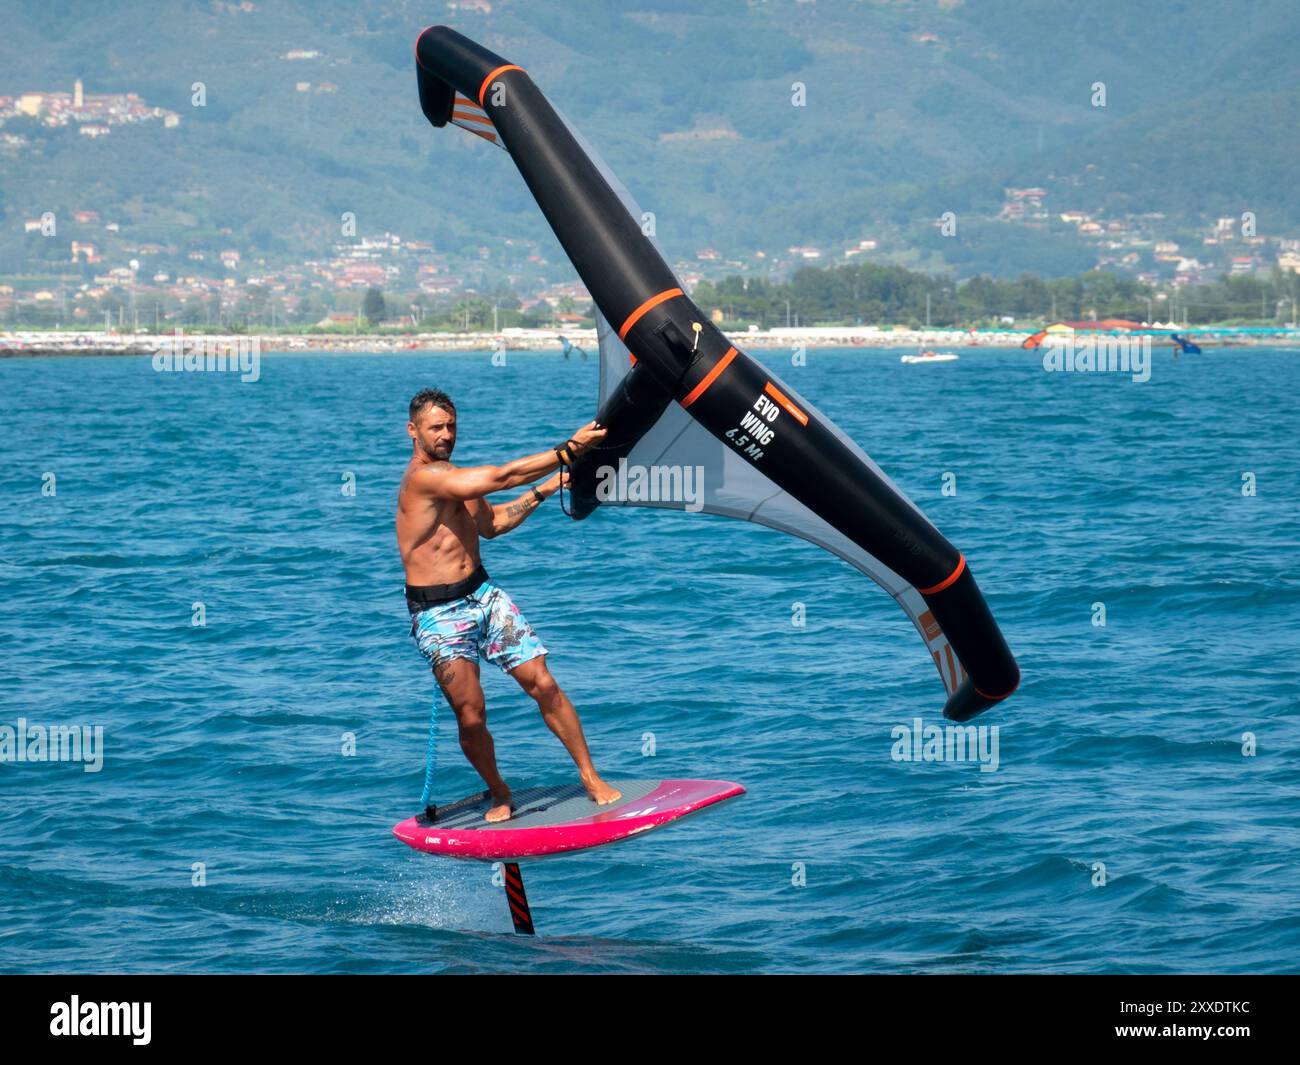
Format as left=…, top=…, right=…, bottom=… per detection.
left=901, top=349, right=959, bottom=364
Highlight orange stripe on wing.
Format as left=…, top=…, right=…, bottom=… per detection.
left=478, top=64, right=525, bottom=107
left=618, top=288, right=683, bottom=341
left=680, top=347, right=738, bottom=409
left=762, top=381, right=808, bottom=425
left=918, top=554, right=966, bottom=596
left=918, top=609, right=942, bottom=642
left=451, top=108, right=494, bottom=126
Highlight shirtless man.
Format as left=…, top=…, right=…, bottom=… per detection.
left=396, top=387, right=621, bottom=823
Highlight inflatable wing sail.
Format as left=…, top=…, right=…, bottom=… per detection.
left=415, top=26, right=1019, bottom=720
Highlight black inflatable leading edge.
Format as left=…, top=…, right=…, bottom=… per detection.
left=414, top=26, right=1019, bottom=720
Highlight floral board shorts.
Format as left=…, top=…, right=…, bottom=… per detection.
left=409, top=577, right=548, bottom=676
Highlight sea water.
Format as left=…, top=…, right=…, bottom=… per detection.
left=1, top=346, right=1296, bottom=973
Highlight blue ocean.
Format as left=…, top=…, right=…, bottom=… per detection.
left=2, top=345, right=1297, bottom=974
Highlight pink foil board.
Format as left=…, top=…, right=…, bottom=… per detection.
left=393, top=778, right=745, bottom=861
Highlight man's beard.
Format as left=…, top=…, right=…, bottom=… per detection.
left=423, top=440, right=453, bottom=461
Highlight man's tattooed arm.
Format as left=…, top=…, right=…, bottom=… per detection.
left=490, top=486, right=549, bottom=537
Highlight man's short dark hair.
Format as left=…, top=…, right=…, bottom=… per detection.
left=409, top=388, right=455, bottom=422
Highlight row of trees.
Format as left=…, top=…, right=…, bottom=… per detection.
left=7, top=266, right=1300, bottom=331
left=3, top=284, right=571, bottom=332
left=693, top=262, right=1300, bottom=328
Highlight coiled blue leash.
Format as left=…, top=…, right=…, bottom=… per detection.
left=419, top=692, right=440, bottom=815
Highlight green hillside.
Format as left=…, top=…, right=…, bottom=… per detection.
left=2, top=0, right=1297, bottom=281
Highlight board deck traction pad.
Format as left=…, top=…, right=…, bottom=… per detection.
left=418, top=779, right=662, bottom=830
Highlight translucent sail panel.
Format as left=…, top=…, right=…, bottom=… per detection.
left=549, top=108, right=964, bottom=696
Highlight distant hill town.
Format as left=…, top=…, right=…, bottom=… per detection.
left=3, top=0, right=1299, bottom=330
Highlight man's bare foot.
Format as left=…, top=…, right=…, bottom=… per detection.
left=485, top=787, right=513, bottom=823
left=584, top=777, right=622, bottom=805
